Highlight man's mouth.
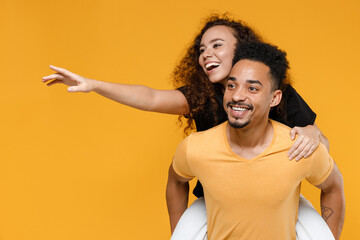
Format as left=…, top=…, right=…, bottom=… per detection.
left=227, top=102, right=253, bottom=111
left=205, top=62, right=220, bottom=71
left=231, top=106, right=248, bottom=111
left=227, top=102, right=253, bottom=117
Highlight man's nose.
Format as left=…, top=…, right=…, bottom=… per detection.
left=232, top=87, right=247, bottom=102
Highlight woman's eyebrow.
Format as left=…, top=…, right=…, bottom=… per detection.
left=200, top=38, right=225, bottom=47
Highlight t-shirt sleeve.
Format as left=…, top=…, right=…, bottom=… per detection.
left=177, top=86, right=187, bottom=96
left=172, top=136, right=195, bottom=179
left=283, top=85, right=317, bottom=127
left=305, top=144, right=334, bottom=186
left=177, top=86, right=190, bottom=105
left=176, top=86, right=192, bottom=119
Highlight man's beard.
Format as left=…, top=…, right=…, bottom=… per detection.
left=226, top=100, right=253, bottom=129
left=228, top=119, right=250, bottom=129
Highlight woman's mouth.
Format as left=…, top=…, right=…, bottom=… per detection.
left=205, top=62, right=220, bottom=72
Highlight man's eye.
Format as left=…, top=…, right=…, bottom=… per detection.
left=227, top=84, right=235, bottom=89
left=214, top=43, right=222, bottom=48
left=249, top=87, right=258, bottom=91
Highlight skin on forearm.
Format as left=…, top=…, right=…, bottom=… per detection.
left=92, top=80, right=189, bottom=114
left=320, top=189, right=345, bottom=240
left=319, top=131, right=330, bottom=152
left=43, top=66, right=189, bottom=115
left=316, top=164, right=345, bottom=240
left=166, top=165, right=190, bottom=233
left=314, top=123, right=330, bottom=152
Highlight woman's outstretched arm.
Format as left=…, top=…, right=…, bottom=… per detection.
left=42, top=65, right=189, bottom=115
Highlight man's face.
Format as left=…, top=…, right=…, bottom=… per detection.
left=223, top=59, right=282, bottom=129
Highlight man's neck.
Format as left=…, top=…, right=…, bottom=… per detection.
left=226, top=119, right=274, bottom=160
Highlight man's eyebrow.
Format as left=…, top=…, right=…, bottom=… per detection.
left=247, top=80, right=263, bottom=86
left=227, top=78, right=262, bottom=86
left=200, top=38, right=224, bottom=47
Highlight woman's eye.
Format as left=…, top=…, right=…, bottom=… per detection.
left=199, top=48, right=205, bottom=53
left=214, top=43, right=222, bottom=48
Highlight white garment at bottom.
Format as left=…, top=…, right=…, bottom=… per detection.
left=295, top=196, right=335, bottom=240
left=171, top=195, right=334, bottom=240
left=171, top=197, right=207, bottom=240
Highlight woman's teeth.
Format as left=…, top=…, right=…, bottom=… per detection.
left=206, top=62, right=220, bottom=70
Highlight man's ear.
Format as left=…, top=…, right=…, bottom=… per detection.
left=270, top=90, right=282, bottom=107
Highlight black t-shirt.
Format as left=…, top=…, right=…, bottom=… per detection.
left=177, top=84, right=316, bottom=198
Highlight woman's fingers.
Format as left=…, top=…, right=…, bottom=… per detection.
left=294, top=141, right=312, bottom=161
left=43, top=65, right=92, bottom=92
left=42, top=73, right=65, bottom=83
left=303, top=141, right=319, bottom=158
left=49, top=65, right=77, bottom=79
left=289, top=137, right=309, bottom=160
left=289, top=127, right=299, bottom=140
left=288, top=135, right=304, bottom=159
left=67, top=85, right=85, bottom=92
left=288, top=125, right=321, bottom=161
left=46, top=79, right=64, bottom=86
left=288, top=137, right=320, bottom=161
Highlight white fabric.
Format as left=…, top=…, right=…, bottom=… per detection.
left=171, top=195, right=334, bottom=240
left=296, top=195, right=335, bottom=240
left=171, top=198, right=207, bottom=240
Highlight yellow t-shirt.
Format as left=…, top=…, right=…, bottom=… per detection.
left=172, top=120, right=334, bottom=240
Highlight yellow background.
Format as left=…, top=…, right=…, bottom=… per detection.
left=0, top=0, right=359, bottom=239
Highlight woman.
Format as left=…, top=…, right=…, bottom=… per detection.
left=42, top=14, right=333, bottom=239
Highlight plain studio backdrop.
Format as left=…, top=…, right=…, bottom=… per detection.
left=0, top=0, right=359, bottom=239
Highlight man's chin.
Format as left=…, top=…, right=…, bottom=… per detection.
left=228, top=120, right=250, bottom=129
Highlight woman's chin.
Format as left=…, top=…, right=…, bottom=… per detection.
left=208, top=77, right=227, bottom=86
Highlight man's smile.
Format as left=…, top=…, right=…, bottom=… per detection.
left=227, top=102, right=253, bottom=118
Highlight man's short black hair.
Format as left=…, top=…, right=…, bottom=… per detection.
left=232, top=41, right=289, bottom=90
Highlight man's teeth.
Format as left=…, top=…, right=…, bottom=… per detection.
left=232, top=106, right=247, bottom=111
left=205, top=62, right=220, bottom=69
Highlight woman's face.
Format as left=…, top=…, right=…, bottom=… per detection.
left=198, top=25, right=238, bottom=86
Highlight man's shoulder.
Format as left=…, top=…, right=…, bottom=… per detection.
left=271, top=120, right=294, bottom=150
left=190, top=122, right=226, bottom=138
left=272, top=120, right=291, bottom=137
left=185, top=122, right=226, bottom=149
left=309, top=142, right=331, bottom=161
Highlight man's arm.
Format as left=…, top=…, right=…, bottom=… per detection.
left=166, top=163, right=191, bottom=234
left=316, top=163, right=345, bottom=240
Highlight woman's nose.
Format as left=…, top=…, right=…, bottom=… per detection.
left=203, top=48, right=213, bottom=57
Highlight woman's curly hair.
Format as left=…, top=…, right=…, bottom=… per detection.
left=172, top=14, right=262, bottom=134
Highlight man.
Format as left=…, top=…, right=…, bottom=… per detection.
left=166, top=41, right=345, bottom=240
